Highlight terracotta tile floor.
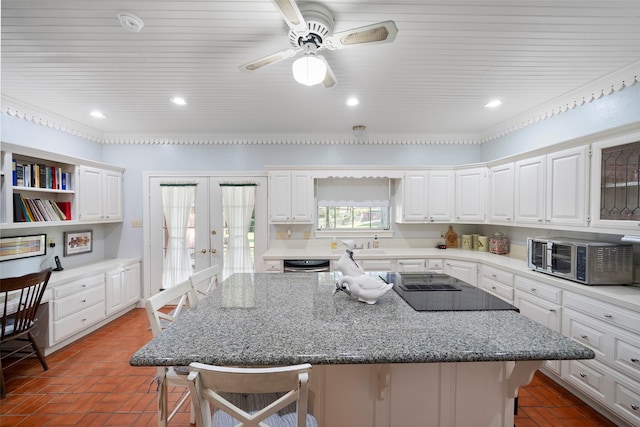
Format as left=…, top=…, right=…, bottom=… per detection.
left=0, top=308, right=618, bottom=427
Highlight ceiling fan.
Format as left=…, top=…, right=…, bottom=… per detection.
left=239, top=0, right=398, bottom=88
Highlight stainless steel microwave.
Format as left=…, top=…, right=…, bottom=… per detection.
left=526, top=237, right=633, bottom=285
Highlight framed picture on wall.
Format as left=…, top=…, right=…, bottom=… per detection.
left=0, top=234, right=47, bottom=262
left=64, top=230, right=93, bottom=256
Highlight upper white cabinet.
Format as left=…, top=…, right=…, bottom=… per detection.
left=514, top=155, right=546, bottom=224
left=590, top=133, right=640, bottom=231
left=488, top=163, right=514, bottom=224
left=0, top=143, right=124, bottom=229
left=77, top=166, right=123, bottom=222
left=268, top=171, right=314, bottom=223
left=546, top=146, right=588, bottom=226
left=455, top=167, right=487, bottom=223
left=395, top=170, right=454, bottom=223
left=514, top=146, right=588, bottom=227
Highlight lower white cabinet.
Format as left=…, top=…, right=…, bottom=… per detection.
left=479, top=265, right=514, bottom=303
left=106, top=263, right=140, bottom=316
left=514, top=276, right=562, bottom=374
left=48, top=259, right=140, bottom=351
left=444, top=259, right=477, bottom=286
left=50, top=273, right=106, bottom=345
left=359, top=259, right=395, bottom=272
left=396, top=259, right=426, bottom=272
left=561, top=291, right=640, bottom=426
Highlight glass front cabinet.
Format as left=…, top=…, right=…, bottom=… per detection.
left=591, top=132, right=640, bottom=230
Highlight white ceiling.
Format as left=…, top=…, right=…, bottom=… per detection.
left=2, top=0, right=640, bottom=142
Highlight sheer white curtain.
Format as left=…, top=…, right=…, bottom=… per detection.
left=161, top=184, right=196, bottom=289
left=221, top=184, right=256, bottom=277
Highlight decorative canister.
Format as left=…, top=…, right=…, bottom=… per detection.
left=472, top=234, right=480, bottom=250
left=489, top=232, right=509, bottom=255
left=461, top=234, right=472, bottom=250
left=477, top=235, right=489, bottom=252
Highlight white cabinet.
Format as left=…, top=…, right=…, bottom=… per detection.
left=396, top=259, right=426, bottom=272
left=77, top=165, right=123, bottom=222
left=444, top=259, right=477, bottom=286
left=546, top=146, right=588, bottom=226
left=268, top=171, right=314, bottom=223
left=455, top=167, right=486, bottom=223
left=479, top=264, right=514, bottom=303
left=105, top=262, right=140, bottom=316
left=359, top=259, right=395, bottom=272
left=561, top=291, right=640, bottom=426
left=590, top=133, right=640, bottom=230
left=514, top=155, right=546, bottom=224
left=1, top=144, right=76, bottom=227
left=488, top=163, right=514, bottom=224
left=514, top=146, right=588, bottom=227
left=395, top=170, right=454, bottom=222
left=50, top=273, right=106, bottom=346
left=514, top=275, right=562, bottom=373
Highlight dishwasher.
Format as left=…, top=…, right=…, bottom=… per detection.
left=283, top=259, right=330, bottom=273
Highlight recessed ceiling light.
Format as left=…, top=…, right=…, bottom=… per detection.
left=346, top=97, right=360, bottom=107
left=171, top=97, right=187, bottom=106
left=90, top=111, right=107, bottom=119
left=484, top=99, right=503, bottom=108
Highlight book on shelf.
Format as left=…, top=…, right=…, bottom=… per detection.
left=12, top=193, right=71, bottom=222
left=12, top=159, right=17, bottom=186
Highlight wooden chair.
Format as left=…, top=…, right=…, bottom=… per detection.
left=1, top=268, right=52, bottom=399
left=187, top=362, right=317, bottom=427
left=189, top=265, right=220, bottom=299
left=145, top=280, right=199, bottom=426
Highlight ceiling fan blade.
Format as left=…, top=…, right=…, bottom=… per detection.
left=239, top=48, right=299, bottom=71
left=271, top=0, right=308, bottom=34
left=325, top=20, right=398, bottom=50
left=319, top=56, right=337, bottom=88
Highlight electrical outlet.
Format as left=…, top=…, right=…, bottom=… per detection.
left=131, top=220, right=143, bottom=228
left=276, top=232, right=287, bottom=240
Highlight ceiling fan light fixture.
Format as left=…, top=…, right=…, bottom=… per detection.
left=292, top=54, right=327, bottom=86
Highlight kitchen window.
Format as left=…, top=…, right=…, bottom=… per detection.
left=316, top=178, right=391, bottom=231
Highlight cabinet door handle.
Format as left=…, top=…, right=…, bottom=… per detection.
left=491, top=286, right=496, bottom=290
left=82, top=299, right=86, bottom=303
left=530, top=288, right=536, bottom=292
left=580, top=334, right=588, bottom=339
left=603, top=313, right=613, bottom=318
left=631, top=404, right=639, bottom=411
left=549, top=309, right=556, bottom=313
left=579, top=372, right=587, bottom=378
left=631, top=358, right=639, bottom=363
left=210, top=248, right=217, bottom=254
left=201, top=249, right=207, bottom=254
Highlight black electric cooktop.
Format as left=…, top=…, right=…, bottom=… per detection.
left=387, top=272, right=519, bottom=312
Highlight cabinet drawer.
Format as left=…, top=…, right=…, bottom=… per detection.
left=397, top=259, right=426, bottom=272
left=52, top=301, right=105, bottom=343
left=53, top=274, right=104, bottom=299
left=563, top=308, right=608, bottom=359
left=564, top=291, right=640, bottom=334
left=613, top=380, right=640, bottom=426
left=564, top=359, right=608, bottom=401
left=52, top=286, right=104, bottom=321
left=359, top=259, right=394, bottom=272
left=264, top=260, right=282, bottom=272
left=481, top=265, right=513, bottom=286
left=480, top=277, right=513, bottom=303
left=426, top=259, right=443, bottom=272
left=514, top=275, right=561, bottom=304
left=614, top=337, right=640, bottom=380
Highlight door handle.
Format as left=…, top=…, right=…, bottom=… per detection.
left=210, top=248, right=217, bottom=254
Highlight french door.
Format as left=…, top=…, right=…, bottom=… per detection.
left=145, top=174, right=267, bottom=297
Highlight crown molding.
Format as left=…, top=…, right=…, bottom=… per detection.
left=1, top=95, right=104, bottom=143
left=479, top=61, right=640, bottom=143
left=100, top=133, right=482, bottom=145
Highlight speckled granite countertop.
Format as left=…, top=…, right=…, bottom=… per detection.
left=130, top=272, right=594, bottom=367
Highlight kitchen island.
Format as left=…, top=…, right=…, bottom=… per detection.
left=131, top=272, right=594, bottom=427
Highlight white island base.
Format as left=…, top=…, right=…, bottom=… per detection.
left=310, top=360, right=544, bottom=427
